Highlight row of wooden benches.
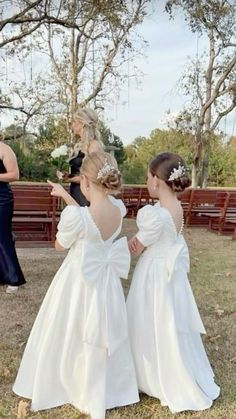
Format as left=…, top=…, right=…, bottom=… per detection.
left=10, top=183, right=236, bottom=243
left=121, top=187, right=236, bottom=236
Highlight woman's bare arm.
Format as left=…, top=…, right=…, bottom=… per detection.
left=54, top=239, right=66, bottom=251
left=128, top=236, right=145, bottom=256
left=0, top=143, right=19, bottom=182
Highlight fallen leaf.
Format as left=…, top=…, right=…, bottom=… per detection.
left=17, top=400, right=29, bottom=418
left=214, top=306, right=224, bottom=316
left=209, top=335, right=221, bottom=341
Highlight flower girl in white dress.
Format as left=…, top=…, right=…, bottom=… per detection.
left=127, top=152, right=220, bottom=413
left=13, top=152, right=139, bottom=419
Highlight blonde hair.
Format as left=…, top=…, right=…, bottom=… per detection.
left=70, top=107, right=103, bottom=157
left=80, top=151, right=122, bottom=192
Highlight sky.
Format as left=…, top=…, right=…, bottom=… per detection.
left=104, top=1, right=236, bottom=144
left=1, top=0, right=235, bottom=145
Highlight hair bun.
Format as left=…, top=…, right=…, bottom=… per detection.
left=171, top=175, right=191, bottom=192
left=99, top=170, right=121, bottom=190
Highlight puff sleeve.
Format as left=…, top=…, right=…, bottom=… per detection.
left=56, top=205, right=84, bottom=249
left=109, top=195, right=127, bottom=217
left=136, top=205, right=163, bottom=247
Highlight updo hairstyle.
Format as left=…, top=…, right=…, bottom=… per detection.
left=70, top=107, right=103, bottom=156
left=149, top=152, right=191, bottom=192
left=80, top=151, right=122, bottom=192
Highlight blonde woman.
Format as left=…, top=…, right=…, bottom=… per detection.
left=58, top=107, right=103, bottom=206
left=13, top=152, right=139, bottom=419
left=0, top=137, right=26, bottom=293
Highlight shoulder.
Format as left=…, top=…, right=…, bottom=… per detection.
left=137, top=204, right=163, bottom=229
left=108, top=195, right=126, bottom=217
left=88, top=140, right=104, bottom=153
left=60, top=205, right=82, bottom=223
left=58, top=205, right=87, bottom=234
left=137, top=204, right=161, bottom=219
left=0, top=142, right=16, bottom=158
left=57, top=205, right=85, bottom=248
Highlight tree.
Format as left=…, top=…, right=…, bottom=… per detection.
left=0, top=0, right=150, bottom=132
left=99, top=121, right=125, bottom=165
left=122, top=129, right=193, bottom=184
left=207, top=134, right=236, bottom=186
left=165, top=0, right=236, bottom=187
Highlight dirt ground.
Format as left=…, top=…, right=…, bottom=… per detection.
left=0, top=220, right=236, bottom=419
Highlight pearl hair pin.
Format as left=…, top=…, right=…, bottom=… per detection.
left=97, top=160, right=120, bottom=179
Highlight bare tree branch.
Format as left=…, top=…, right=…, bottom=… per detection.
left=211, top=101, right=236, bottom=130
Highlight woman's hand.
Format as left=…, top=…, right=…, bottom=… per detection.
left=56, top=170, right=64, bottom=181
left=47, top=180, right=67, bottom=198
left=128, top=236, right=138, bottom=254
left=128, top=236, right=144, bottom=256
left=56, top=170, right=70, bottom=181
left=47, top=180, right=79, bottom=206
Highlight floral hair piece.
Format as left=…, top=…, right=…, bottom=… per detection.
left=168, top=162, right=186, bottom=181
left=97, top=160, right=120, bottom=179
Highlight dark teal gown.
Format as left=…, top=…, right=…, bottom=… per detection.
left=0, top=159, right=26, bottom=286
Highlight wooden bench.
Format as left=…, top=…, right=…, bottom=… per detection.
left=120, top=187, right=142, bottom=217
left=185, top=189, right=228, bottom=227
left=139, top=188, right=157, bottom=208
left=177, top=188, right=193, bottom=222
left=12, top=186, right=57, bottom=243
left=207, top=192, right=236, bottom=236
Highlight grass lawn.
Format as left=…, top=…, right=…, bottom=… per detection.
left=0, top=220, right=235, bottom=419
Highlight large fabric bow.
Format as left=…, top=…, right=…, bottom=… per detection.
left=165, top=235, right=190, bottom=282
left=165, top=235, right=205, bottom=333
left=81, top=237, right=130, bottom=355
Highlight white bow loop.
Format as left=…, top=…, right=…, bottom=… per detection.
left=81, top=237, right=130, bottom=354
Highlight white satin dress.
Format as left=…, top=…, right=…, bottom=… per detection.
left=13, top=197, right=139, bottom=419
left=126, top=203, right=220, bottom=413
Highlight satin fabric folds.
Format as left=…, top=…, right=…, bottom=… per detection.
left=127, top=204, right=220, bottom=413
left=13, top=200, right=139, bottom=419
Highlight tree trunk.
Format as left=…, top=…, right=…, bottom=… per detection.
left=191, top=129, right=203, bottom=187
left=201, top=138, right=210, bottom=188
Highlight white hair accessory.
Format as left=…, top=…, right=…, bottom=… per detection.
left=97, top=160, right=120, bottom=179
left=168, top=162, right=186, bottom=181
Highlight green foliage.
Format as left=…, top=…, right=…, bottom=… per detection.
left=208, top=137, right=236, bottom=186
left=5, top=120, right=236, bottom=186
left=4, top=117, right=127, bottom=182
left=122, top=129, right=193, bottom=184
left=7, top=139, right=53, bottom=181
left=122, top=161, right=146, bottom=184
left=4, top=117, right=70, bottom=182
left=122, top=128, right=236, bottom=186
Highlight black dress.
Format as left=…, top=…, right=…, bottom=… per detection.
left=69, top=151, right=89, bottom=206
left=0, top=159, right=26, bottom=286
